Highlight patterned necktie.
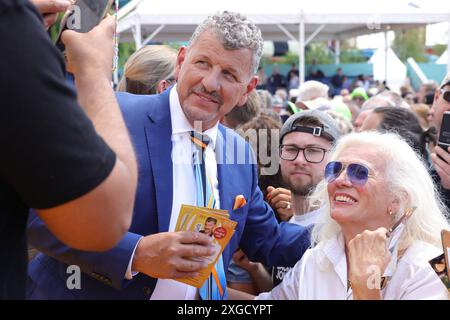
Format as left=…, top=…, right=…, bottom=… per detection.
left=190, top=131, right=228, bottom=300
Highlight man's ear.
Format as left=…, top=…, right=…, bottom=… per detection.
left=237, top=76, right=258, bottom=106
left=156, top=80, right=172, bottom=94
left=174, top=46, right=187, bottom=81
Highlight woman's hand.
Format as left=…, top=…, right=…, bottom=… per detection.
left=347, top=227, right=391, bottom=300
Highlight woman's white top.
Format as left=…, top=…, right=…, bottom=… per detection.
left=256, top=233, right=449, bottom=300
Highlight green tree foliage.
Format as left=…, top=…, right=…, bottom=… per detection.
left=282, top=51, right=300, bottom=65
left=118, top=42, right=136, bottom=70
left=340, top=49, right=367, bottom=63
left=392, top=27, right=427, bottom=62
left=305, top=43, right=333, bottom=64
left=261, top=41, right=369, bottom=66
left=294, top=42, right=367, bottom=65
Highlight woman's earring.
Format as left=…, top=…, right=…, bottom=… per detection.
left=388, top=209, right=394, bottom=216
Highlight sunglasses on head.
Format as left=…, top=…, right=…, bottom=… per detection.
left=324, top=161, right=373, bottom=186
left=440, top=89, right=450, bottom=103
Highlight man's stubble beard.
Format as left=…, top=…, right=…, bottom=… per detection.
left=289, top=181, right=314, bottom=197
left=284, top=173, right=314, bottom=197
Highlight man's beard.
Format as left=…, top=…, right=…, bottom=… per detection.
left=287, top=180, right=314, bottom=197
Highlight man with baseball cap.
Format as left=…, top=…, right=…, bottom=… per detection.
left=267, top=109, right=341, bottom=286
left=430, top=72, right=450, bottom=208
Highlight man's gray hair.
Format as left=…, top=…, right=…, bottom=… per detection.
left=296, top=80, right=329, bottom=102
left=189, top=11, right=263, bottom=75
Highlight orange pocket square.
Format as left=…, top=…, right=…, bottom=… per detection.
left=233, top=195, right=247, bottom=210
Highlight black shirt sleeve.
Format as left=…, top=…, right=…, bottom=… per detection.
left=0, top=1, right=116, bottom=209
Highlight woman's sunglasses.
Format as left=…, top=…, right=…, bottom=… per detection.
left=324, top=161, right=373, bottom=186
left=440, top=89, right=450, bottom=103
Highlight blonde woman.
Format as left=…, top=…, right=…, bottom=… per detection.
left=117, top=45, right=177, bottom=95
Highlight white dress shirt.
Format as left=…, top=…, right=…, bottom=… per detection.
left=150, top=85, right=220, bottom=299
left=257, top=233, right=449, bottom=300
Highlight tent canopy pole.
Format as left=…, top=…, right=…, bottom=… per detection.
left=299, top=15, right=305, bottom=86
left=132, top=21, right=142, bottom=49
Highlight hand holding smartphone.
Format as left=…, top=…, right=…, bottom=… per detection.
left=61, top=15, right=116, bottom=80
left=56, top=0, right=114, bottom=51
left=438, top=111, right=450, bottom=158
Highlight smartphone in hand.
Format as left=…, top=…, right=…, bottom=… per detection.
left=437, top=111, right=450, bottom=162
left=55, top=0, right=113, bottom=51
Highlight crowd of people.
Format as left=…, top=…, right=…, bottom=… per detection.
left=1, top=0, right=450, bottom=300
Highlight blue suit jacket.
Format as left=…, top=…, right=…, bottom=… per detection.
left=27, top=88, right=310, bottom=299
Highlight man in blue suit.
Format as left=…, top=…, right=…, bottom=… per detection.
left=27, top=11, right=311, bottom=299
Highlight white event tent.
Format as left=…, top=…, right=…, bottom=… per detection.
left=118, top=0, right=450, bottom=85
left=437, top=50, right=448, bottom=65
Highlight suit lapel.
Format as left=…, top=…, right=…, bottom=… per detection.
left=216, top=126, right=238, bottom=263
left=216, top=127, right=234, bottom=212
left=145, top=91, right=173, bottom=233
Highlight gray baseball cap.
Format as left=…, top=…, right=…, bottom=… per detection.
left=280, top=109, right=341, bottom=143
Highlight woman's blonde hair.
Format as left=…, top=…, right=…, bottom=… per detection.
left=310, top=131, right=450, bottom=251
left=117, top=45, right=177, bottom=95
